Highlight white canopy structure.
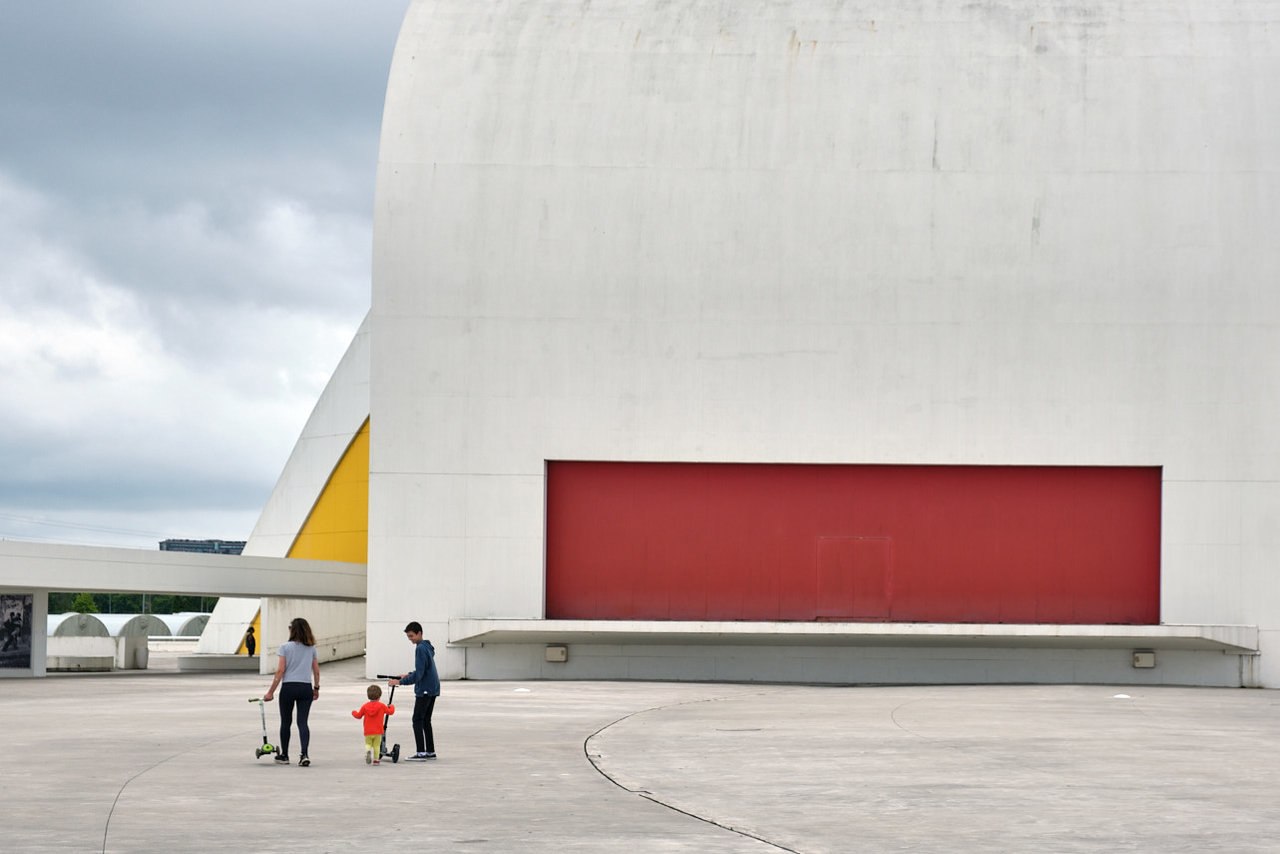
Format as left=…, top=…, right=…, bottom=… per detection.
left=168, top=612, right=211, bottom=636
left=95, top=614, right=174, bottom=638
left=46, top=612, right=108, bottom=637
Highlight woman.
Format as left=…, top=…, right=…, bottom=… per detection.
left=263, top=617, right=320, bottom=766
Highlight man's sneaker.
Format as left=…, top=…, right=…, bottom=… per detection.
left=406, top=752, right=431, bottom=761
left=424, top=752, right=437, bottom=760
left=274, top=755, right=289, bottom=764
left=366, top=750, right=372, bottom=765
left=299, top=755, right=311, bottom=767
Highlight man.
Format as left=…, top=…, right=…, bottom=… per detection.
left=388, top=621, right=440, bottom=760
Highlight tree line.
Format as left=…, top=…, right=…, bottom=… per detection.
left=49, top=592, right=218, bottom=615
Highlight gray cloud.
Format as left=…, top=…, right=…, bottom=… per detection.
left=1, top=3, right=403, bottom=205
left=0, top=1, right=409, bottom=547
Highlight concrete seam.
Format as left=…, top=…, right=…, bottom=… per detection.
left=101, top=730, right=243, bottom=854
left=583, top=692, right=802, bottom=853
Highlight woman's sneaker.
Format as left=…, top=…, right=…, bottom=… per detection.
left=274, top=754, right=289, bottom=764
left=299, top=755, right=311, bottom=767
left=406, top=752, right=436, bottom=761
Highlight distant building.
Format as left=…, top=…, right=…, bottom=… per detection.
left=158, top=539, right=246, bottom=555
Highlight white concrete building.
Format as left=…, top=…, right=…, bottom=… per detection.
left=357, top=0, right=1279, bottom=687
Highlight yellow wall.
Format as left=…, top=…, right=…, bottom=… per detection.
left=286, top=419, right=370, bottom=564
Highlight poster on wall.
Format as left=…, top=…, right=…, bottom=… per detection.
left=0, top=595, right=34, bottom=669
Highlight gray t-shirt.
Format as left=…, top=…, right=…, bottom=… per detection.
left=278, top=640, right=317, bottom=683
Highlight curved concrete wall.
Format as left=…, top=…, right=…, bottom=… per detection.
left=368, top=0, right=1280, bottom=683
left=95, top=614, right=172, bottom=638
left=246, top=313, right=371, bottom=558
left=169, top=612, right=211, bottom=636
left=47, top=613, right=108, bottom=637
left=200, top=316, right=370, bottom=661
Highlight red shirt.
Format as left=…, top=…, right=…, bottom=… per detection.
left=352, top=701, right=395, bottom=735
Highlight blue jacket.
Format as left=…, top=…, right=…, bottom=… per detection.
left=397, top=639, right=440, bottom=697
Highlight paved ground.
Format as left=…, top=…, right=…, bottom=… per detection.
left=5, top=655, right=1280, bottom=853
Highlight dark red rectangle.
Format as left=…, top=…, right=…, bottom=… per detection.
left=545, top=462, right=1160, bottom=624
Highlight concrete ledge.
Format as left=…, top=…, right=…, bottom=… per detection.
left=0, top=540, right=366, bottom=600
left=47, top=656, right=114, bottom=672
left=450, top=619, right=1259, bottom=652
left=177, top=654, right=261, bottom=672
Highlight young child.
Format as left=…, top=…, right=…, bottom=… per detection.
left=352, top=684, right=395, bottom=765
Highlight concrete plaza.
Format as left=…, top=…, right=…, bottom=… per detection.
left=5, top=655, right=1280, bottom=853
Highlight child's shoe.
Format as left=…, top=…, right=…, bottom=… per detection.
left=366, top=750, right=372, bottom=765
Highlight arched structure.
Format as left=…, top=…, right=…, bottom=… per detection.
left=45, top=612, right=114, bottom=672
left=95, top=614, right=173, bottom=638
left=46, top=613, right=108, bottom=637
left=169, top=613, right=211, bottom=637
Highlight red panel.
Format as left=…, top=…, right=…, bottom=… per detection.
left=817, top=537, right=892, bottom=620
left=545, top=462, right=1161, bottom=624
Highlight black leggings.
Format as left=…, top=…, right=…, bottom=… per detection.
left=278, top=682, right=313, bottom=757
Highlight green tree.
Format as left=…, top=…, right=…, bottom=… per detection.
left=69, top=592, right=99, bottom=613
left=112, top=593, right=142, bottom=613
left=48, top=592, right=76, bottom=613
left=49, top=592, right=217, bottom=616
left=170, top=596, right=217, bottom=612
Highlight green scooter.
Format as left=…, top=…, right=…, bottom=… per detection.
left=249, top=697, right=277, bottom=758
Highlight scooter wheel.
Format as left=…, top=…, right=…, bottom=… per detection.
left=392, top=745, right=400, bottom=764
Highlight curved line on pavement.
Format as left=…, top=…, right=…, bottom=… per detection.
left=583, top=694, right=802, bottom=854
left=888, top=698, right=934, bottom=739
left=101, top=730, right=245, bottom=854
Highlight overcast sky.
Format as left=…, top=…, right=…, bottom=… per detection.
left=0, top=2, right=411, bottom=549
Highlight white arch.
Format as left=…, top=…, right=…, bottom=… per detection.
left=170, top=613, right=211, bottom=636
left=46, top=613, right=109, bottom=637
left=95, top=614, right=173, bottom=638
